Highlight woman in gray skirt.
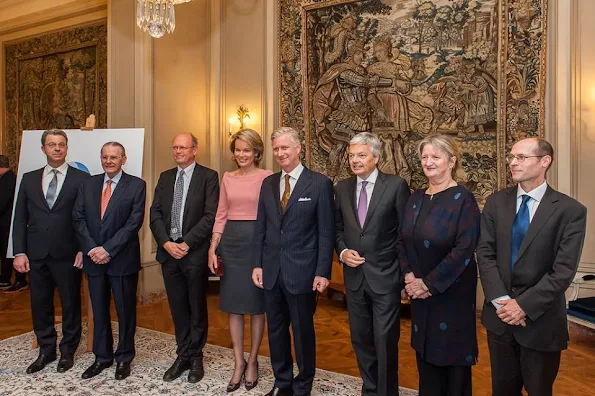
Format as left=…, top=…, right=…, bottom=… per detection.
left=208, top=129, right=273, bottom=392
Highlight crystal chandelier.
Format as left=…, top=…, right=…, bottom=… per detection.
left=136, top=0, right=192, bottom=38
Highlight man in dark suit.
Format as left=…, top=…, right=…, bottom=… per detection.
left=150, top=133, right=219, bottom=383
left=73, top=142, right=146, bottom=380
left=252, top=126, right=335, bottom=396
left=0, top=154, right=26, bottom=290
left=12, top=129, right=89, bottom=374
left=335, top=132, right=410, bottom=396
left=477, top=137, right=587, bottom=396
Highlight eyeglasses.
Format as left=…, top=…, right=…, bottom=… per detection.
left=101, top=155, right=123, bottom=161
left=45, top=143, right=66, bottom=149
left=506, top=154, right=544, bottom=163
left=170, top=146, right=194, bottom=152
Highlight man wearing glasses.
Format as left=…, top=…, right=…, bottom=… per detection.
left=12, top=129, right=89, bottom=374
left=477, top=137, right=587, bottom=396
left=150, top=133, right=219, bottom=383
left=73, top=142, right=146, bottom=380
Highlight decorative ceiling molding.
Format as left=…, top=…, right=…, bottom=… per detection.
left=0, top=0, right=106, bottom=37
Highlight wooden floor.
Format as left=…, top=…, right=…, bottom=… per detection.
left=2, top=284, right=595, bottom=395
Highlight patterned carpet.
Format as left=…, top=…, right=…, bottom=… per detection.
left=0, top=324, right=418, bottom=395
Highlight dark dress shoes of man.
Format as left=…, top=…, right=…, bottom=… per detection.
left=265, top=387, right=295, bottom=396
left=81, top=360, right=112, bottom=379
left=56, top=355, right=74, bottom=373
left=163, top=357, right=191, bottom=382
left=187, top=359, right=204, bottom=383
left=115, top=362, right=131, bottom=380
left=26, top=352, right=57, bottom=374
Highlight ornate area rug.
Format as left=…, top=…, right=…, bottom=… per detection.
left=0, top=324, right=417, bottom=395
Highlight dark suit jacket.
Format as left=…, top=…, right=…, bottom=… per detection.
left=477, top=185, right=587, bottom=352
left=150, top=163, right=219, bottom=265
left=73, top=172, right=146, bottom=276
left=13, top=165, right=89, bottom=260
left=253, top=166, right=335, bottom=295
left=335, top=171, right=410, bottom=294
left=0, top=169, right=16, bottom=232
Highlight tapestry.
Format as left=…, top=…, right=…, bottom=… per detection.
left=3, top=21, right=108, bottom=170
left=278, top=0, right=547, bottom=205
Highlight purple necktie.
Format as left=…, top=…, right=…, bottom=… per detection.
left=358, top=181, right=368, bottom=227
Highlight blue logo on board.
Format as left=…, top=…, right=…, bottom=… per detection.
left=68, top=161, right=90, bottom=174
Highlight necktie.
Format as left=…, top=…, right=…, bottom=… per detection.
left=511, top=194, right=531, bottom=270
left=358, top=181, right=368, bottom=227
left=170, top=169, right=185, bottom=240
left=45, top=169, right=58, bottom=209
left=101, top=180, right=113, bottom=219
left=281, top=174, right=291, bottom=213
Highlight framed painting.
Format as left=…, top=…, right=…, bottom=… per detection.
left=3, top=21, right=107, bottom=170
left=278, top=0, right=547, bottom=206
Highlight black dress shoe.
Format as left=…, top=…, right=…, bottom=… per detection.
left=187, top=359, right=204, bottom=383
left=115, top=362, right=131, bottom=380
left=81, top=360, right=113, bottom=379
left=264, top=387, right=294, bottom=396
left=26, top=352, right=57, bottom=374
left=163, top=357, right=190, bottom=382
left=56, top=355, right=74, bottom=373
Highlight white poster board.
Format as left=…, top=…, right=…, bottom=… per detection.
left=7, top=128, right=145, bottom=257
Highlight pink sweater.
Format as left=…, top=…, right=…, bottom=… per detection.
left=213, top=170, right=274, bottom=233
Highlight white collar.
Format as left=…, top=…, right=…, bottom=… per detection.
left=104, top=170, right=123, bottom=184
left=281, top=162, right=304, bottom=180
left=517, top=180, right=548, bottom=203
left=357, top=168, right=379, bottom=185
left=44, top=162, right=69, bottom=175
left=177, top=162, right=196, bottom=176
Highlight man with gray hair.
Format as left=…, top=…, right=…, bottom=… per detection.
left=252, top=126, right=335, bottom=396
left=334, top=132, right=410, bottom=396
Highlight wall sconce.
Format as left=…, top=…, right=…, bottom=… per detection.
left=228, top=105, right=251, bottom=137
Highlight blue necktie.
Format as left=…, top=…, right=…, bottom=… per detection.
left=511, top=194, right=531, bottom=270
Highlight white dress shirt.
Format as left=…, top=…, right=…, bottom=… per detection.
left=491, top=181, right=548, bottom=309
left=102, top=170, right=123, bottom=195
left=42, top=162, right=69, bottom=198
left=89, top=171, right=124, bottom=257
left=175, top=162, right=196, bottom=229
left=279, top=163, right=304, bottom=200
left=340, top=168, right=379, bottom=262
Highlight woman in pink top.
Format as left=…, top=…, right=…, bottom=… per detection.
left=209, top=129, right=273, bottom=392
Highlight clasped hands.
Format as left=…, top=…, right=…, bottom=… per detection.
left=163, top=241, right=190, bottom=260
left=404, top=272, right=432, bottom=300
left=496, top=298, right=527, bottom=327
left=251, top=268, right=329, bottom=293
left=88, top=247, right=110, bottom=265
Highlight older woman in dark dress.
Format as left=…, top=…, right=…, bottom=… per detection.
left=397, top=134, right=480, bottom=396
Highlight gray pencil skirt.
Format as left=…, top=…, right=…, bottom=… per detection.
left=218, top=220, right=265, bottom=315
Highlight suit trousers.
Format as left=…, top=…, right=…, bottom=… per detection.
left=87, top=273, right=138, bottom=363
left=265, top=275, right=317, bottom=396
left=29, top=257, right=82, bottom=356
left=416, top=353, right=471, bottom=396
left=487, top=330, right=561, bottom=396
left=345, top=277, right=401, bottom=396
left=0, top=229, right=25, bottom=284
left=162, top=255, right=208, bottom=360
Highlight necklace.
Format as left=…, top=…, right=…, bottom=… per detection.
left=427, top=180, right=457, bottom=200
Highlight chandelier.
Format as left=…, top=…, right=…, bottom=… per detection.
left=136, top=0, right=192, bottom=38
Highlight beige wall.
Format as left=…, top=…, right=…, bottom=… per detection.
left=153, top=0, right=210, bottom=176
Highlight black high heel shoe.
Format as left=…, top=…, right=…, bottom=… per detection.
left=245, top=360, right=259, bottom=391
left=226, top=359, right=247, bottom=393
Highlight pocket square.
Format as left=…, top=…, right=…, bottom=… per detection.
left=298, top=197, right=311, bottom=202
